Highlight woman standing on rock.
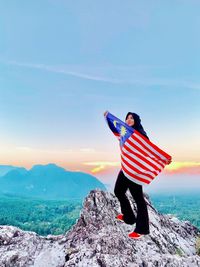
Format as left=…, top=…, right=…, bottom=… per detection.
left=104, top=111, right=150, bottom=240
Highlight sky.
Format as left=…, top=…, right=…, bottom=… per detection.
left=0, top=1, right=200, bottom=193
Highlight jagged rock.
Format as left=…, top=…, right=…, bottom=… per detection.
left=0, top=189, right=200, bottom=267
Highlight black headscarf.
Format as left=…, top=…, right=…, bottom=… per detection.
left=125, top=112, right=149, bottom=140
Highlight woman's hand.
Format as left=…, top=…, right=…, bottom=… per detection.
left=104, top=110, right=108, bottom=117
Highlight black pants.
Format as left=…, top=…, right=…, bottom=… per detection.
left=114, top=169, right=150, bottom=234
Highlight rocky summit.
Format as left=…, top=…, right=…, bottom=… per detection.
left=0, top=189, right=200, bottom=267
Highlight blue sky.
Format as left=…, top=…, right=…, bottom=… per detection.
left=0, top=1, right=200, bottom=192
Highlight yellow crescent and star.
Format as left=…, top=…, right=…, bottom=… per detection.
left=113, top=120, right=127, bottom=137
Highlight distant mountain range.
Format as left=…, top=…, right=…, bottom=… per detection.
left=0, top=165, right=27, bottom=177
left=0, top=164, right=106, bottom=200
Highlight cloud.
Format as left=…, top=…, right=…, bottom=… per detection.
left=83, top=161, right=120, bottom=173
left=4, top=60, right=200, bottom=89
left=16, top=146, right=32, bottom=151
left=79, top=148, right=95, bottom=153
left=165, top=161, right=200, bottom=175
left=5, top=61, right=121, bottom=84
left=15, top=146, right=73, bottom=154
left=83, top=160, right=200, bottom=175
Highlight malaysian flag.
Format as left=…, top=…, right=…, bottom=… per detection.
left=104, top=111, right=172, bottom=186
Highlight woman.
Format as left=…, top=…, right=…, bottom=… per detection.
left=104, top=111, right=150, bottom=239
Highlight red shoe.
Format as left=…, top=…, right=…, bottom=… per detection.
left=128, top=231, right=144, bottom=239
left=116, top=214, right=124, bottom=222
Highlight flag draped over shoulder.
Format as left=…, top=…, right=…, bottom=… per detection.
left=104, top=111, right=172, bottom=186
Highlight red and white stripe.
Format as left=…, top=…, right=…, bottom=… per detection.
left=120, top=129, right=171, bottom=186
left=114, top=132, right=120, bottom=140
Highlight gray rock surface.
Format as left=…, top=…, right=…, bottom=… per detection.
left=0, top=189, right=200, bottom=267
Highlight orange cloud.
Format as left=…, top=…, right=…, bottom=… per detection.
left=82, top=161, right=120, bottom=174
left=83, top=161, right=200, bottom=176
left=165, top=161, right=200, bottom=175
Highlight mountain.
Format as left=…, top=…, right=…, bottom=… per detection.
left=0, top=163, right=106, bottom=200
left=0, top=189, right=199, bottom=266
left=0, top=165, right=27, bottom=177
